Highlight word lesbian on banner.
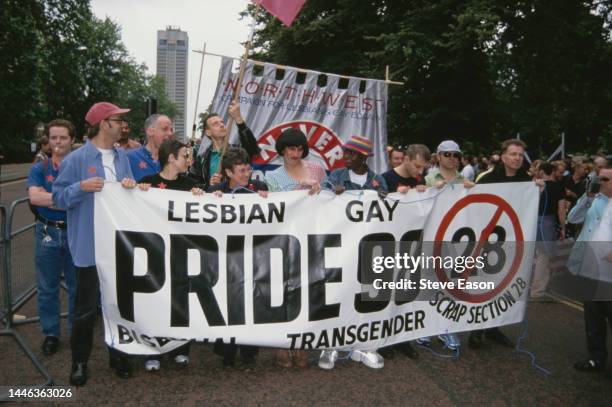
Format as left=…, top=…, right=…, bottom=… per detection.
left=94, top=182, right=538, bottom=355
left=205, top=57, right=389, bottom=174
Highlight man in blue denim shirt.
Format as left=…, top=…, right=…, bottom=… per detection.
left=27, top=119, right=77, bottom=356
left=53, top=102, right=138, bottom=386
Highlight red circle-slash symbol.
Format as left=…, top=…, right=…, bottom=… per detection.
left=138, top=161, right=147, bottom=169
left=87, top=166, right=97, bottom=174
left=433, top=194, right=524, bottom=303
left=45, top=174, right=55, bottom=183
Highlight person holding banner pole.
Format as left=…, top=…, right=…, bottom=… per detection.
left=53, top=102, right=139, bottom=386
left=319, top=135, right=387, bottom=370
left=189, top=102, right=260, bottom=190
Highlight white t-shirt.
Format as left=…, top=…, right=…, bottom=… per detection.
left=98, top=148, right=117, bottom=182
left=349, top=170, right=368, bottom=187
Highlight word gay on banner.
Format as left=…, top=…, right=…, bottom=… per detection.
left=205, top=57, right=389, bottom=174
left=94, top=182, right=538, bottom=355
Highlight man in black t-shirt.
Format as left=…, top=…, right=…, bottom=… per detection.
left=381, top=144, right=430, bottom=193
left=140, top=140, right=203, bottom=193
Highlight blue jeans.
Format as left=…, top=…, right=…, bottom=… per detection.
left=536, top=215, right=556, bottom=255
left=35, top=221, right=77, bottom=337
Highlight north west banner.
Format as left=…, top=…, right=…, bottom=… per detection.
left=94, top=183, right=538, bottom=355
left=203, top=56, right=389, bottom=175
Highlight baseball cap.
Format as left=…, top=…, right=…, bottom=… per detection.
left=344, top=135, right=374, bottom=157
left=85, top=102, right=130, bottom=126
left=436, top=140, right=461, bottom=153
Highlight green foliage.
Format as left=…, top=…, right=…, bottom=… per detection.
left=246, top=0, right=612, bottom=156
left=0, top=0, right=178, bottom=162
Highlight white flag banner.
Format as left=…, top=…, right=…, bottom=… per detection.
left=203, top=57, right=389, bottom=175
left=95, top=182, right=538, bottom=355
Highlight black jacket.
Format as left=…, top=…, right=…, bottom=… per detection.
left=477, top=164, right=531, bottom=184
left=188, top=122, right=260, bottom=190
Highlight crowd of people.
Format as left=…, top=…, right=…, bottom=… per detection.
left=26, top=100, right=612, bottom=386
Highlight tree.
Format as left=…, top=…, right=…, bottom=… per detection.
left=244, top=0, right=612, bottom=155
left=0, top=1, right=178, bottom=161
left=0, top=0, right=47, bottom=161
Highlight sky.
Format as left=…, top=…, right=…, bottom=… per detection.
left=90, top=0, right=253, bottom=139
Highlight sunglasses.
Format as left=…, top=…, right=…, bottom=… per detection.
left=442, top=152, right=462, bottom=159
left=600, top=177, right=610, bottom=182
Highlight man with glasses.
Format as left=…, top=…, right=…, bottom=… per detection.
left=127, top=114, right=174, bottom=182
left=53, top=102, right=138, bottom=386
left=568, top=164, right=612, bottom=375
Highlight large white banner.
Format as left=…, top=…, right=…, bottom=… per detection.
left=202, top=57, right=389, bottom=174
left=95, top=182, right=538, bottom=355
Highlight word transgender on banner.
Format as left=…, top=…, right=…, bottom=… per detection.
left=205, top=57, right=389, bottom=174
left=94, top=182, right=538, bottom=355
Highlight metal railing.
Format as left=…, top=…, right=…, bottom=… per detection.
left=1, top=199, right=53, bottom=397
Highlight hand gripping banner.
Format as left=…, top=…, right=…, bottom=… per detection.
left=204, top=57, right=389, bottom=174
left=95, top=182, right=538, bottom=355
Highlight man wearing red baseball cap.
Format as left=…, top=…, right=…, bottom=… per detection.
left=53, top=101, right=138, bottom=385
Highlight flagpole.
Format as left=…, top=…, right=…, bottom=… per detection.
left=561, top=132, right=565, bottom=159
left=192, top=49, right=405, bottom=85
left=191, top=42, right=206, bottom=143
left=219, top=4, right=261, bottom=168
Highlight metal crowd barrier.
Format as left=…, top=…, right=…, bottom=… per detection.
left=5, top=197, right=68, bottom=326
left=0, top=199, right=53, bottom=396
left=7, top=198, right=38, bottom=318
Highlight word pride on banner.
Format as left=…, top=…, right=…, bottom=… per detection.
left=206, top=57, right=389, bottom=174
left=95, top=182, right=538, bottom=355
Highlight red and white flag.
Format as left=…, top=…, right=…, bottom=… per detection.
left=253, top=0, right=306, bottom=27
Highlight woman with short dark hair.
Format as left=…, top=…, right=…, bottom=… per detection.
left=264, top=128, right=325, bottom=195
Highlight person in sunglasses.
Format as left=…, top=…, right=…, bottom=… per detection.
left=418, top=140, right=472, bottom=351
left=567, top=163, right=612, bottom=375
left=425, top=140, right=474, bottom=190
